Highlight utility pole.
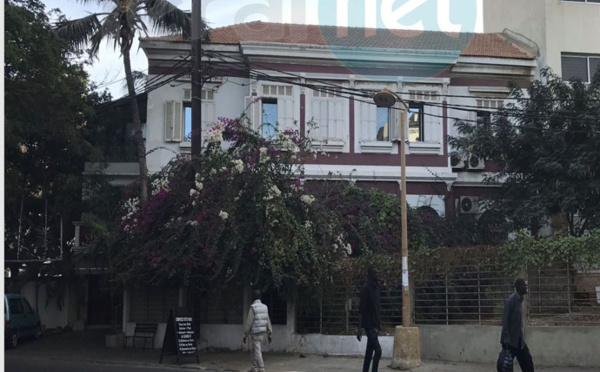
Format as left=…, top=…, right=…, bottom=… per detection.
left=373, top=89, right=421, bottom=370
left=191, top=0, right=202, bottom=155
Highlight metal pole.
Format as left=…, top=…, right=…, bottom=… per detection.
left=400, top=109, right=410, bottom=328
left=191, top=0, right=202, bottom=155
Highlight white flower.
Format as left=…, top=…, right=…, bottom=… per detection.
left=270, top=185, right=281, bottom=197
left=304, top=220, right=312, bottom=229
left=300, top=194, right=315, bottom=205
left=210, top=168, right=217, bottom=175
left=232, top=159, right=244, bottom=174
left=345, top=243, right=352, bottom=255
left=195, top=181, right=204, bottom=190
left=259, top=147, right=270, bottom=163
left=190, top=189, right=199, bottom=197
left=205, top=123, right=224, bottom=143
left=219, top=210, right=229, bottom=220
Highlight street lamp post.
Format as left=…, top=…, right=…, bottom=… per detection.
left=373, top=89, right=421, bottom=370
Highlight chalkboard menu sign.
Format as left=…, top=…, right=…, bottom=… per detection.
left=159, top=307, right=199, bottom=364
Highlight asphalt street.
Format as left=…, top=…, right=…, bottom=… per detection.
left=4, top=355, right=202, bottom=372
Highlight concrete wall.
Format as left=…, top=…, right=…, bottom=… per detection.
left=483, top=0, right=600, bottom=75
left=21, top=281, right=70, bottom=330
left=544, top=0, right=600, bottom=74
left=418, top=325, right=600, bottom=368
left=196, top=324, right=600, bottom=367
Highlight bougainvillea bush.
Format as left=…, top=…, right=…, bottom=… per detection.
left=113, top=116, right=352, bottom=300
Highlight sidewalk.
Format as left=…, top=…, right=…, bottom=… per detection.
left=5, top=330, right=597, bottom=372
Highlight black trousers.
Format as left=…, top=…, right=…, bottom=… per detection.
left=509, top=344, right=535, bottom=372
left=362, top=328, right=382, bottom=372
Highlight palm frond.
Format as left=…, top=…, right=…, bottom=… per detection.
left=144, top=0, right=193, bottom=39
left=55, top=14, right=102, bottom=53
left=122, top=70, right=148, bottom=94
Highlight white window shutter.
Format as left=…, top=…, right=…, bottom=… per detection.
left=165, top=101, right=174, bottom=141
left=389, top=107, right=399, bottom=142
left=245, top=96, right=261, bottom=131
left=164, top=101, right=184, bottom=142
left=278, top=97, right=294, bottom=129
left=468, top=111, right=477, bottom=125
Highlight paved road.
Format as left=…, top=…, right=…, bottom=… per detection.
left=4, top=355, right=201, bottom=372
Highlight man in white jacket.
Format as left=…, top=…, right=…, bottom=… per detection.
left=243, top=290, right=273, bottom=372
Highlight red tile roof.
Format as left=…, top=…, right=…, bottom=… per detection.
left=146, top=22, right=534, bottom=60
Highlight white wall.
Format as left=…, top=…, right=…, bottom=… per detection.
left=483, top=0, right=600, bottom=75
left=544, top=1, right=600, bottom=74
left=21, top=281, right=69, bottom=329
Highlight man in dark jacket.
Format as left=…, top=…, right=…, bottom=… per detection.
left=500, top=278, right=534, bottom=372
left=357, top=268, right=382, bottom=372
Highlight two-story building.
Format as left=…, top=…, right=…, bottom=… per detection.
left=110, top=21, right=539, bottom=352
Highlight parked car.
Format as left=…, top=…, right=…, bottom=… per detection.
left=4, top=294, right=42, bottom=349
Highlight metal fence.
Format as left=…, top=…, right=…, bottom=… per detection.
left=296, top=279, right=404, bottom=335
left=414, top=264, right=513, bottom=325
left=296, top=262, right=600, bottom=334
left=415, top=261, right=600, bottom=326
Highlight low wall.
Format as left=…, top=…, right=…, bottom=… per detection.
left=419, top=325, right=600, bottom=368
left=198, top=324, right=600, bottom=367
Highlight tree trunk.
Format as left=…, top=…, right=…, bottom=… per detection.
left=123, top=48, right=149, bottom=204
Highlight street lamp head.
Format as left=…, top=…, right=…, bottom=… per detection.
left=373, top=89, right=397, bottom=108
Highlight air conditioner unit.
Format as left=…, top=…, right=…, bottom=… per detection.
left=459, top=196, right=479, bottom=214
left=451, top=154, right=467, bottom=169
left=467, top=154, right=485, bottom=170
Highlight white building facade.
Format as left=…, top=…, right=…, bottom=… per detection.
left=483, top=0, right=600, bottom=82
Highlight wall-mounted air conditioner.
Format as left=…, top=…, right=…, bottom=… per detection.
left=467, top=154, right=485, bottom=170
left=451, top=154, right=467, bottom=170
left=459, top=196, right=479, bottom=214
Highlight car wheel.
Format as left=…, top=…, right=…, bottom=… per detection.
left=34, top=324, right=42, bottom=339
left=7, top=331, right=18, bottom=349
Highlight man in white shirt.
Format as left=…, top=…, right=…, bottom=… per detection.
left=243, top=290, right=273, bottom=372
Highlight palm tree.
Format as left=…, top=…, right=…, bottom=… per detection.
left=57, top=0, right=204, bottom=204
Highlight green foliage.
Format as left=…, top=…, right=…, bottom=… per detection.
left=4, top=0, right=105, bottom=262
left=449, top=67, right=600, bottom=236
left=499, top=230, right=600, bottom=276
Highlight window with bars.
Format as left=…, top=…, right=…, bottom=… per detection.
left=561, top=54, right=600, bottom=83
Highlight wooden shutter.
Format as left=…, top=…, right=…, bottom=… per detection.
left=164, top=101, right=183, bottom=142
left=277, top=96, right=294, bottom=130
left=245, top=96, right=261, bottom=132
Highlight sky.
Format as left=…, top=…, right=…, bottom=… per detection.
left=42, top=0, right=483, bottom=99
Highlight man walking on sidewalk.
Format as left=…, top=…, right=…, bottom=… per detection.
left=244, top=290, right=272, bottom=372
left=499, top=278, right=535, bottom=372
left=357, top=268, right=382, bottom=372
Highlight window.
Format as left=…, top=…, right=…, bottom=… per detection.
left=9, top=299, right=23, bottom=314
left=562, top=54, right=600, bottom=83
left=477, top=111, right=491, bottom=125
left=262, top=98, right=278, bottom=138
left=310, top=88, right=344, bottom=141
left=184, top=104, right=192, bottom=140
left=376, top=107, right=390, bottom=141
left=408, top=104, right=424, bottom=142
left=246, top=85, right=294, bottom=137
left=174, top=89, right=214, bottom=143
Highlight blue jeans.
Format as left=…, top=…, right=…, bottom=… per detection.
left=362, top=328, right=382, bottom=372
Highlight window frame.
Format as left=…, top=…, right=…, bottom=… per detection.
left=261, top=97, right=278, bottom=138
left=408, top=103, right=424, bottom=143
left=561, top=54, right=600, bottom=83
